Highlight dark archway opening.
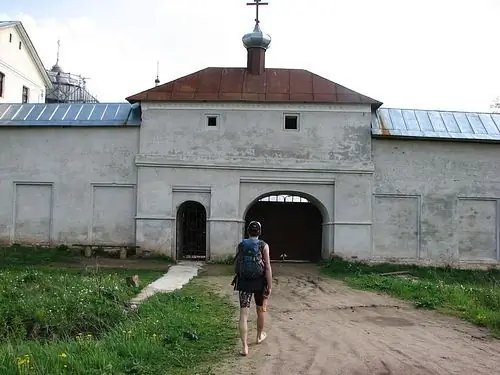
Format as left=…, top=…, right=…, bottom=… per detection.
left=176, top=201, right=207, bottom=260
left=244, top=194, right=323, bottom=262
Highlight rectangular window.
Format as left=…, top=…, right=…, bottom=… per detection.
left=22, top=86, right=29, bottom=103
left=9, top=33, right=12, bottom=42
left=206, top=114, right=219, bottom=127
left=284, top=114, right=300, bottom=131
left=18, top=41, right=22, bottom=50
left=0, top=72, right=4, bottom=97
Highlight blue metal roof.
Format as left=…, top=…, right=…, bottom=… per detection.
left=0, top=103, right=141, bottom=127
left=372, top=108, right=500, bottom=143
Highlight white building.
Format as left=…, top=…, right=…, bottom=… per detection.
left=0, top=13, right=498, bottom=266
left=0, top=21, right=52, bottom=104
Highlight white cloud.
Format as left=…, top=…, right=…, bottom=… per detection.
left=2, top=0, right=499, bottom=111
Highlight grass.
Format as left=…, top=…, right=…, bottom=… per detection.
left=0, top=244, right=176, bottom=268
left=137, top=252, right=175, bottom=264
left=0, top=245, right=237, bottom=374
left=0, top=244, right=79, bottom=268
left=321, top=256, right=500, bottom=337
left=206, top=255, right=235, bottom=265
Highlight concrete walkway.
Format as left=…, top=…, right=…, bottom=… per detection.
left=129, top=261, right=203, bottom=305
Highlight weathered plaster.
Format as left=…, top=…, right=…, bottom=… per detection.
left=0, top=127, right=138, bottom=245
left=1, top=102, right=498, bottom=265
left=373, top=139, right=500, bottom=263
left=133, top=102, right=374, bottom=260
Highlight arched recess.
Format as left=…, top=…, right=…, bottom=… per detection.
left=176, top=200, right=207, bottom=260
left=243, top=191, right=326, bottom=262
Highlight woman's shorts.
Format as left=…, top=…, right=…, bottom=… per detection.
left=239, top=290, right=264, bottom=308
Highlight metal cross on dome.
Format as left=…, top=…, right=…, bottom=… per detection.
left=246, top=0, right=269, bottom=25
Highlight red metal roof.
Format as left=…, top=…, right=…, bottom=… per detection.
left=126, top=67, right=382, bottom=108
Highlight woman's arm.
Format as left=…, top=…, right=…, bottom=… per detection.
left=262, top=243, right=273, bottom=295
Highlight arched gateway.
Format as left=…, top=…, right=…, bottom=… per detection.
left=244, top=193, right=324, bottom=262
left=176, top=201, right=207, bottom=260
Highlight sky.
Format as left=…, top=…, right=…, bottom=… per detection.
left=1, top=0, right=499, bottom=112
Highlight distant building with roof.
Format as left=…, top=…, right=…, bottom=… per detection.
left=44, top=41, right=99, bottom=104
left=0, top=22, right=98, bottom=104
left=0, top=21, right=52, bottom=103
left=0, top=2, right=498, bottom=266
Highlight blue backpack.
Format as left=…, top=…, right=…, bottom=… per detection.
left=236, top=238, right=265, bottom=280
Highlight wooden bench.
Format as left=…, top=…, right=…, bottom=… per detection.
left=72, top=244, right=141, bottom=259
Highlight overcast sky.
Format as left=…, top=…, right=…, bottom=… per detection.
left=2, top=0, right=499, bottom=112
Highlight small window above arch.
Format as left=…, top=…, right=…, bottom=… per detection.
left=259, top=194, right=309, bottom=203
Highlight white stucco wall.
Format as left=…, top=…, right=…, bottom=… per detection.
left=139, top=102, right=373, bottom=168
left=135, top=102, right=374, bottom=260
left=0, top=27, right=46, bottom=103
left=1, top=100, right=498, bottom=265
left=0, top=127, right=139, bottom=245
left=373, top=138, right=500, bottom=263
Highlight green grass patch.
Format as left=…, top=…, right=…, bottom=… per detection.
left=0, top=245, right=78, bottom=268
left=206, top=255, right=235, bottom=265
left=137, top=252, right=175, bottom=264
left=321, top=256, right=500, bottom=336
left=1, top=244, right=176, bottom=267
left=0, top=266, right=236, bottom=374
left=0, top=267, right=162, bottom=342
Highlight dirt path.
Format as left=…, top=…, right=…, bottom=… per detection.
left=201, top=263, right=500, bottom=375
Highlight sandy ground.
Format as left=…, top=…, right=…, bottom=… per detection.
left=201, top=263, right=500, bottom=375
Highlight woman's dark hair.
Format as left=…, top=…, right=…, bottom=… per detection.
left=247, top=221, right=262, bottom=236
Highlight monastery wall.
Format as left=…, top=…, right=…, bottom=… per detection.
left=137, top=103, right=374, bottom=169
left=372, top=138, right=500, bottom=264
left=0, top=127, right=139, bottom=246
left=134, top=102, right=375, bottom=259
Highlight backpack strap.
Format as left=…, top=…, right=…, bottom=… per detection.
left=233, top=242, right=245, bottom=274
left=233, top=242, right=243, bottom=264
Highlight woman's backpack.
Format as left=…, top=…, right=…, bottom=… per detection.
left=234, top=238, right=265, bottom=280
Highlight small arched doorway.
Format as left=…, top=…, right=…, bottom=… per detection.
left=244, top=193, right=323, bottom=262
left=176, top=201, right=207, bottom=260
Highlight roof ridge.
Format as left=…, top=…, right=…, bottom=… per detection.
left=381, top=107, right=500, bottom=116
left=126, top=67, right=382, bottom=108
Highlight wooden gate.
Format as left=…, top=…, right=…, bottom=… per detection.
left=245, top=197, right=323, bottom=261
